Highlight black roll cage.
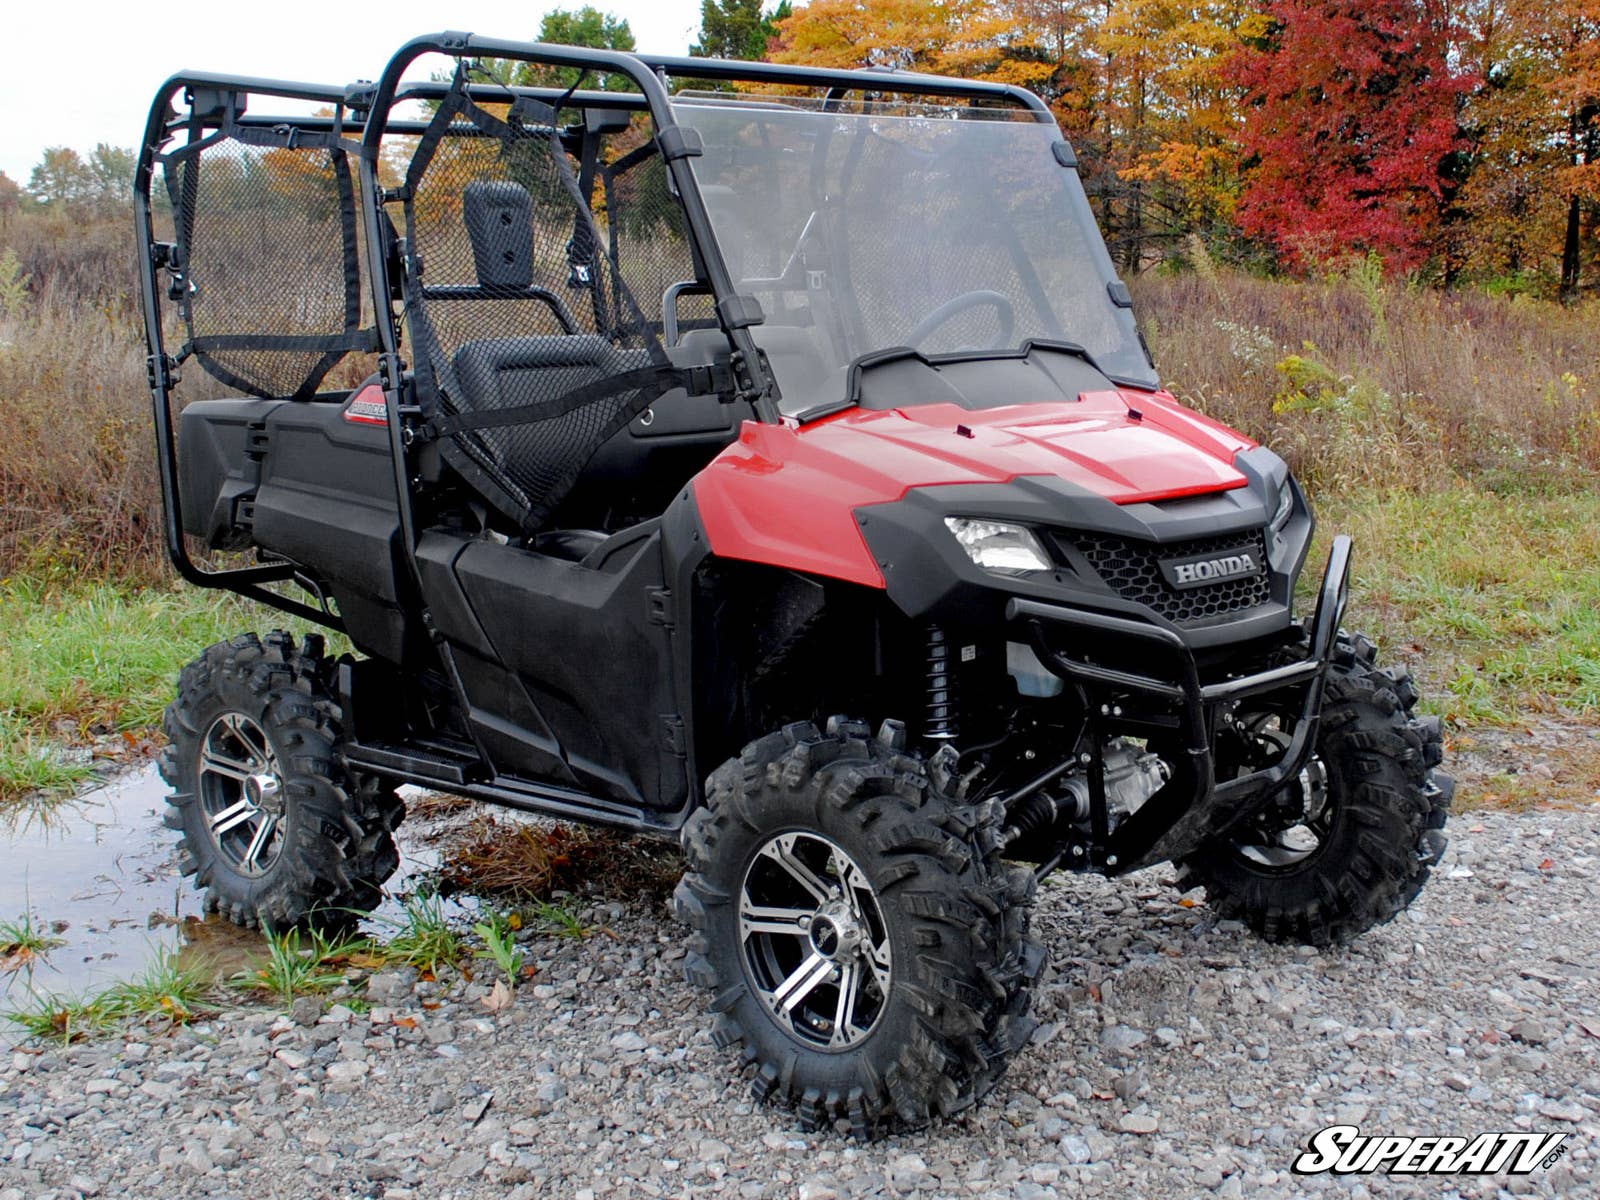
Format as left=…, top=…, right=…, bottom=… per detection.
left=135, top=32, right=1055, bottom=623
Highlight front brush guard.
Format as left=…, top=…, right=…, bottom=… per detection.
left=1007, top=535, right=1353, bottom=874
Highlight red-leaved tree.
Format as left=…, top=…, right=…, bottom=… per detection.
left=1232, top=0, right=1471, bottom=272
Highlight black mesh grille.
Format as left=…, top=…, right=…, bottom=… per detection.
left=1064, top=529, right=1271, bottom=625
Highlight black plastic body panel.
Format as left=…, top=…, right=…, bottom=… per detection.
left=854, top=446, right=1311, bottom=652
left=179, top=395, right=413, bottom=660
left=851, top=346, right=1119, bottom=413
left=178, top=398, right=282, bottom=548
left=415, top=524, right=688, bottom=811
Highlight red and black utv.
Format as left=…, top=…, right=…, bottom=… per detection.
left=136, top=33, right=1450, bottom=1135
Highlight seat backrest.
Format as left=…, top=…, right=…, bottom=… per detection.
left=463, top=181, right=536, bottom=290
left=453, top=334, right=617, bottom=412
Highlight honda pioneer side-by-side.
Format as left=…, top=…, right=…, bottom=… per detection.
left=136, top=34, right=1451, bottom=1135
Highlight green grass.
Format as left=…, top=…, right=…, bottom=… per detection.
left=1318, top=487, right=1600, bottom=725
left=524, top=898, right=595, bottom=941
left=233, top=928, right=365, bottom=1006
left=473, top=911, right=527, bottom=983
left=99, top=945, right=211, bottom=1023
left=0, top=577, right=260, bottom=805
left=377, top=891, right=467, bottom=974
left=5, top=945, right=209, bottom=1042
left=0, top=909, right=65, bottom=968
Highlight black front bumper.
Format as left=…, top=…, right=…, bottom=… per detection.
left=1008, top=535, right=1353, bottom=874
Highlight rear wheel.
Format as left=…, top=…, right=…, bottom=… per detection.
left=1178, top=633, right=1451, bottom=946
left=159, top=632, right=404, bottom=930
left=675, top=717, right=1043, bottom=1138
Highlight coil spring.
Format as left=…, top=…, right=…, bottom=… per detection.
left=925, top=624, right=959, bottom=741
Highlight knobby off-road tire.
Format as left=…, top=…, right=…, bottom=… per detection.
left=159, top=632, right=404, bottom=930
left=675, top=717, right=1044, bottom=1138
left=1178, top=632, right=1452, bottom=946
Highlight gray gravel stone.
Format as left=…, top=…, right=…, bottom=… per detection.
left=4, top=807, right=1596, bottom=1199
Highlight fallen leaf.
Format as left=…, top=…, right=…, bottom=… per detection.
left=392, top=1016, right=418, bottom=1030
left=482, top=979, right=514, bottom=1013
left=1539, top=859, right=1555, bottom=870
left=346, top=952, right=388, bottom=970
left=0, top=948, right=36, bottom=972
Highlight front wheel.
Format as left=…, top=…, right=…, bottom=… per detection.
left=1178, top=633, right=1452, bottom=946
left=674, top=718, right=1042, bottom=1138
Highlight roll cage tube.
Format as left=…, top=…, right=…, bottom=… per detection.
left=134, top=70, right=358, bottom=628
left=355, top=33, right=778, bottom=434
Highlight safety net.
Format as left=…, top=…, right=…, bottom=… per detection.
left=398, top=73, right=710, bottom=532
left=161, top=113, right=377, bottom=401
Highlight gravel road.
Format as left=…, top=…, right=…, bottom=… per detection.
left=2, top=807, right=1596, bottom=1200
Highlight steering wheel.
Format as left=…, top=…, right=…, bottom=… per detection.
left=904, top=290, right=1016, bottom=350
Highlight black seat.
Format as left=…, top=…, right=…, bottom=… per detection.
left=447, top=335, right=652, bottom=556
left=434, top=178, right=660, bottom=547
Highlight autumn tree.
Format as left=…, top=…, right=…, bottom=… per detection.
left=85, top=144, right=135, bottom=212
left=1466, top=0, right=1600, bottom=297
left=0, top=172, right=23, bottom=226
left=1231, top=1, right=1471, bottom=273
left=771, top=0, right=1010, bottom=75
left=1093, top=2, right=1252, bottom=264
left=28, top=147, right=95, bottom=210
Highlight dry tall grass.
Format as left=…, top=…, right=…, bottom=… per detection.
left=1133, top=255, right=1600, bottom=495
left=2, top=208, right=1597, bottom=582
left=0, top=212, right=158, bottom=577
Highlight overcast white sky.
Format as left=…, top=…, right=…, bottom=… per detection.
left=1, top=0, right=706, bottom=182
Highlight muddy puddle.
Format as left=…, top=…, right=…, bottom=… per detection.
left=0, top=765, right=474, bottom=1034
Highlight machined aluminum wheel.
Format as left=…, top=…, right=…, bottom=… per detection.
left=197, top=711, right=285, bottom=876
left=739, top=831, right=892, bottom=1051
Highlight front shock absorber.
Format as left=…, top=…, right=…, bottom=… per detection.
left=924, top=624, right=959, bottom=742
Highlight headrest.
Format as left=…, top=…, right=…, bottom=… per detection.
left=463, top=181, right=534, bottom=290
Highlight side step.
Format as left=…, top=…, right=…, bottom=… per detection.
left=344, top=738, right=481, bottom=786
left=343, top=738, right=688, bottom=837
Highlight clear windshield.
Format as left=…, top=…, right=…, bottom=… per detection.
left=671, top=94, right=1156, bottom=416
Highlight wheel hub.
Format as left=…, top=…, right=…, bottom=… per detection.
left=245, top=771, right=284, bottom=816
left=807, top=902, right=864, bottom=962
left=738, top=832, right=892, bottom=1051
left=1232, top=721, right=1334, bottom=870
left=197, top=711, right=286, bottom=877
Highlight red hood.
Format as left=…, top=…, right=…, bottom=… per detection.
left=795, top=393, right=1252, bottom=504
left=691, top=391, right=1256, bottom=588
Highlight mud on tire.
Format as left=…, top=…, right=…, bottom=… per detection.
left=674, top=717, right=1044, bottom=1138
left=159, top=631, right=404, bottom=929
left=1178, top=632, right=1452, bottom=946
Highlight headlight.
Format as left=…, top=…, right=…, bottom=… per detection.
left=944, top=517, right=1052, bottom=574
left=1269, top=484, right=1294, bottom=533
